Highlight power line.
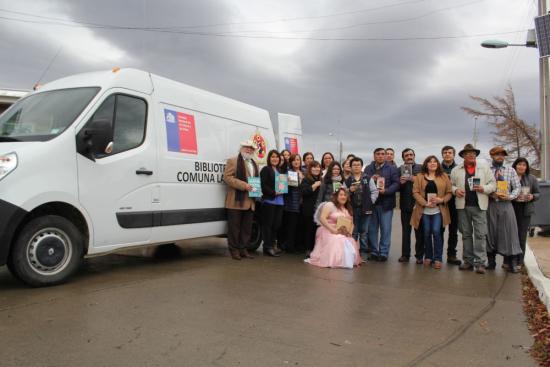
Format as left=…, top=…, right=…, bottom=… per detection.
left=216, top=0, right=488, bottom=35
left=0, top=1, right=431, bottom=31
left=0, top=13, right=528, bottom=42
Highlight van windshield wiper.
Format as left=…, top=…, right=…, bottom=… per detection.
left=0, top=136, right=20, bottom=142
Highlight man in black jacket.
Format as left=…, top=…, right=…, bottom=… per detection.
left=441, top=145, right=461, bottom=265
left=398, top=148, right=424, bottom=263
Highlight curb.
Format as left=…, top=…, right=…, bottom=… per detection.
left=524, top=244, right=550, bottom=311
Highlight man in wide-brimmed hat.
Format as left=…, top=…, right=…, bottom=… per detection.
left=223, top=140, right=259, bottom=260
left=486, top=146, right=522, bottom=272
left=450, top=144, right=496, bottom=274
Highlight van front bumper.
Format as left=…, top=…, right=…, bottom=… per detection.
left=0, top=199, right=27, bottom=266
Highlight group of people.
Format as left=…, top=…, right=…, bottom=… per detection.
left=223, top=140, right=540, bottom=274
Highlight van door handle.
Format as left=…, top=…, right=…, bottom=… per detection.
left=136, top=169, right=153, bottom=176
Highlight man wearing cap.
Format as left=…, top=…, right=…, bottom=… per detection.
left=223, top=140, right=259, bottom=260
left=486, top=146, right=522, bottom=272
left=450, top=144, right=496, bottom=274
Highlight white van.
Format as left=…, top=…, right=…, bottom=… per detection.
left=0, top=68, right=302, bottom=287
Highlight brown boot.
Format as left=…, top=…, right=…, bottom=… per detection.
left=229, top=249, right=241, bottom=260
left=240, top=249, right=254, bottom=259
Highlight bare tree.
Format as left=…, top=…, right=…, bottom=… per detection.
left=461, top=85, right=541, bottom=167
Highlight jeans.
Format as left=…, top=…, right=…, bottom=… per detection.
left=457, top=206, right=488, bottom=266
left=353, top=207, right=371, bottom=253
left=368, top=205, right=393, bottom=257
left=422, top=213, right=443, bottom=262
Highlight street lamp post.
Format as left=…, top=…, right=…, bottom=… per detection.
left=481, top=23, right=549, bottom=180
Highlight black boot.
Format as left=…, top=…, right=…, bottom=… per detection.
left=508, top=256, right=519, bottom=273
left=487, top=252, right=496, bottom=270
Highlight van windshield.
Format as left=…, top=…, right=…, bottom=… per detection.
left=0, top=87, right=100, bottom=142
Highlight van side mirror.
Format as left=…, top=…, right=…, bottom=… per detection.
left=76, top=118, right=114, bottom=161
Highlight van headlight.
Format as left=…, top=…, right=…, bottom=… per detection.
left=0, top=152, right=17, bottom=181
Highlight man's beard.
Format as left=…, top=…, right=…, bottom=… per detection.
left=241, top=152, right=253, bottom=160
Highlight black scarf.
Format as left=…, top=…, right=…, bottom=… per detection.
left=236, top=153, right=258, bottom=203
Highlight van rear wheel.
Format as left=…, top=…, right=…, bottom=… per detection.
left=9, top=215, right=84, bottom=287
left=247, top=219, right=262, bottom=252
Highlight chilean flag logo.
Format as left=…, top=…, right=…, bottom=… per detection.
left=165, top=109, right=198, bottom=154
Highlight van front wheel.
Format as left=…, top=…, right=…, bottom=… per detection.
left=9, top=215, right=84, bottom=287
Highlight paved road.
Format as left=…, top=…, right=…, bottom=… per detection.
left=0, top=214, right=535, bottom=367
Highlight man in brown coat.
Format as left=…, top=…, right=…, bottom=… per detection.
left=223, top=140, right=260, bottom=260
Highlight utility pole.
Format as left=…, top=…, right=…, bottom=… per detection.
left=540, top=0, right=550, bottom=180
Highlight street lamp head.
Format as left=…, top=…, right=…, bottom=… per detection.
left=481, top=40, right=509, bottom=49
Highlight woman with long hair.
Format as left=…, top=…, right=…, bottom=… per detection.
left=300, top=160, right=323, bottom=256
left=512, top=157, right=540, bottom=269
left=260, top=150, right=285, bottom=257
left=305, top=188, right=361, bottom=268
left=320, top=152, right=335, bottom=176
left=315, top=161, right=344, bottom=209
left=411, top=156, right=452, bottom=270
left=281, top=153, right=304, bottom=253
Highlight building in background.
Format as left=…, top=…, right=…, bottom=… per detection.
left=0, top=89, right=29, bottom=115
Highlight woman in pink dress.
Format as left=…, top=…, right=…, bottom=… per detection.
left=306, top=188, right=361, bottom=268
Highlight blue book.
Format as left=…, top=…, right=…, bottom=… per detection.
left=275, top=173, right=288, bottom=194
left=248, top=177, right=262, bottom=197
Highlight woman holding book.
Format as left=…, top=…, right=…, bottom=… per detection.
left=315, top=161, right=345, bottom=210
left=260, top=150, right=285, bottom=257
left=281, top=154, right=304, bottom=253
left=512, top=158, right=540, bottom=268
left=300, top=161, right=323, bottom=256
left=305, top=188, right=361, bottom=268
left=411, top=156, right=452, bottom=269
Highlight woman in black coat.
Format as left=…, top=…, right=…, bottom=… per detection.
left=300, top=160, right=322, bottom=256
left=260, top=150, right=285, bottom=257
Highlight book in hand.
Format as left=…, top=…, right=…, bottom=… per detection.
left=288, top=171, right=299, bottom=187
left=496, top=180, right=508, bottom=194
left=247, top=177, right=262, bottom=197
left=376, top=176, right=385, bottom=190
left=336, top=216, right=352, bottom=234
left=333, top=181, right=342, bottom=192
left=401, top=164, right=412, bottom=180
left=275, top=173, right=288, bottom=194
left=518, top=186, right=531, bottom=201
left=426, top=193, right=437, bottom=205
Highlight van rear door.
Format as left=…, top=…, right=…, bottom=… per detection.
left=76, top=90, right=157, bottom=250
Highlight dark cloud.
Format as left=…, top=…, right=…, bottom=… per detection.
left=0, top=0, right=539, bottom=165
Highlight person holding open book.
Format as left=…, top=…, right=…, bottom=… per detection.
left=260, top=150, right=286, bottom=257
left=512, top=157, right=540, bottom=269
left=451, top=144, right=496, bottom=274
left=486, top=146, right=522, bottom=273
left=282, top=153, right=304, bottom=253
left=305, top=188, right=361, bottom=268
left=411, top=156, right=452, bottom=270
left=223, top=140, right=260, bottom=260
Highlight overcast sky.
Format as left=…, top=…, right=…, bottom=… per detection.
left=0, top=0, right=541, bottom=164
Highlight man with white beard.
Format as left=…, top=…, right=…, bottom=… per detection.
left=223, top=140, right=260, bottom=260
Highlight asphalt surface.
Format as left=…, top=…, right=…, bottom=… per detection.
left=0, top=213, right=535, bottom=367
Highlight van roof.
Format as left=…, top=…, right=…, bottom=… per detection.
left=38, top=68, right=272, bottom=129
